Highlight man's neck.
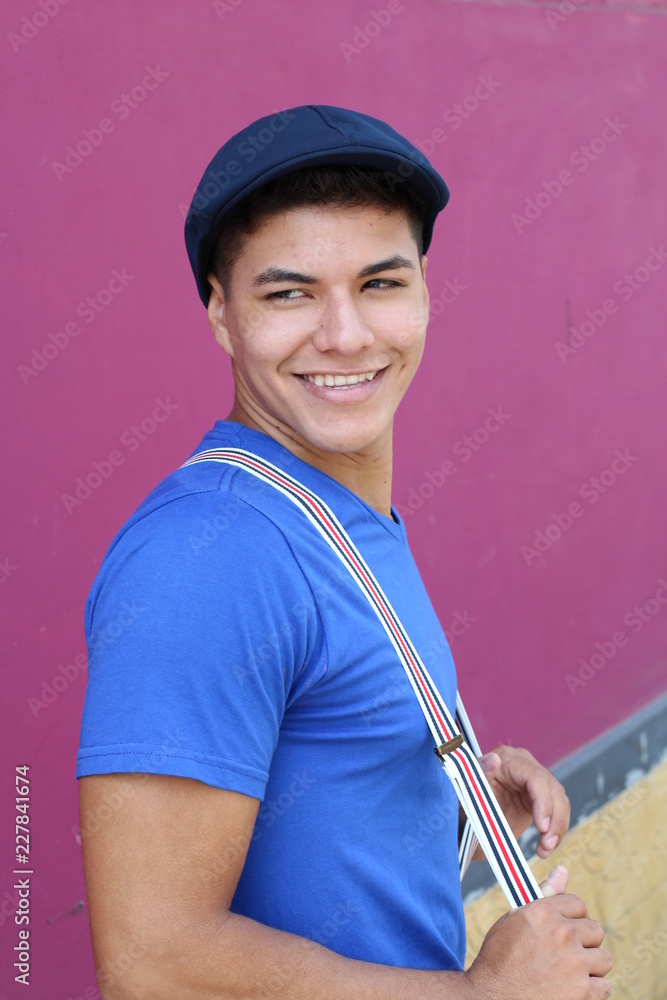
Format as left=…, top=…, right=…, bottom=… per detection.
left=224, top=402, right=394, bottom=520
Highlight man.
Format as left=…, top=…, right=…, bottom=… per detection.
left=77, top=105, right=612, bottom=998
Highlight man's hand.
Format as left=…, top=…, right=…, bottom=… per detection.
left=466, top=867, right=613, bottom=1000
left=473, top=744, right=570, bottom=859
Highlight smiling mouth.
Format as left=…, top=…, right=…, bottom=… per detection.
left=298, top=370, right=381, bottom=388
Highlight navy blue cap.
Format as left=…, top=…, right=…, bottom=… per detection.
left=184, top=104, right=450, bottom=306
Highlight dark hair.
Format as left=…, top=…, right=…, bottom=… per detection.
left=209, top=165, right=428, bottom=300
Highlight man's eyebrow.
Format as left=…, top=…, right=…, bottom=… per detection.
left=252, top=267, right=318, bottom=287
left=356, top=255, right=416, bottom=279
left=252, top=255, right=416, bottom=287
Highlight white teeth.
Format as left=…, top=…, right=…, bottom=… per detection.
left=302, top=370, right=379, bottom=387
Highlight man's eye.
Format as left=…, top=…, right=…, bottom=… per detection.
left=364, top=279, right=400, bottom=292
left=267, top=288, right=305, bottom=301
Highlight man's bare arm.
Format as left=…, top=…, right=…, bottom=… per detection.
left=79, top=773, right=612, bottom=1000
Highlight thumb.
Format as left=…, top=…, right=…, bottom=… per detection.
left=540, top=865, right=569, bottom=897
left=479, top=751, right=501, bottom=777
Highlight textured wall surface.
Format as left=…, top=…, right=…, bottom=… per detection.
left=1, top=1, right=666, bottom=996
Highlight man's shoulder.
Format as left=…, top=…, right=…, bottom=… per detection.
left=104, top=422, right=301, bottom=556
left=102, top=462, right=294, bottom=568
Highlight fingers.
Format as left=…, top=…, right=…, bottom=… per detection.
left=578, top=918, right=606, bottom=950
left=474, top=883, right=611, bottom=1000
left=539, top=865, right=569, bottom=897
left=479, top=751, right=502, bottom=778
left=532, top=891, right=590, bottom=919
left=589, top=947, right=614, bottom=980
left=556, top=893, right=590, bottom=920
left=525, top=766, right=570, bottom=857
left=493, top=745, right=570, bottom=856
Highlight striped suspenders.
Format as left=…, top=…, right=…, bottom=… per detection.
left=181, top=447, right=542, bottom=909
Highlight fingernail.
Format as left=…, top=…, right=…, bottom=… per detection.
left=546, top=835, right=559, bottom=849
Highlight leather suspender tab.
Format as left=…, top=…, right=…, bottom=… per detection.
left=434, top=734, right=464, bottom=762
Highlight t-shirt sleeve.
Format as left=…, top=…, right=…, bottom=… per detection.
left=76, top=490, right=323, bottom=800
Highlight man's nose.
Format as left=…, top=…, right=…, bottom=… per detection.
left=311, top=294, right=375, bottom=354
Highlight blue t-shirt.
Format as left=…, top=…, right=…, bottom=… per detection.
left=76, top=420, right=466, bottom=970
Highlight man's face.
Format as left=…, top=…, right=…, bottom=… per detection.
left=207, top=203, right=429, bottom=458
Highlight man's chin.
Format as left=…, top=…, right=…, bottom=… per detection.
left=291, top=420, right=391, bottom=460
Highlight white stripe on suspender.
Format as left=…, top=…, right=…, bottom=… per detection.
left=181, top=446, right=543, bottom=909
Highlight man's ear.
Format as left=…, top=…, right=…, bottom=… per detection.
left=207, top=272, right=234, bottom=357
left=421, top=255, right=430, bottom=316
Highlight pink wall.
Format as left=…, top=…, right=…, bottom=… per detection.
left=2, top=1, right=666, bottom=996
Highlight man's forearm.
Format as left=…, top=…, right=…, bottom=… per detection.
left=103, top=910, right=471, bottom=1000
